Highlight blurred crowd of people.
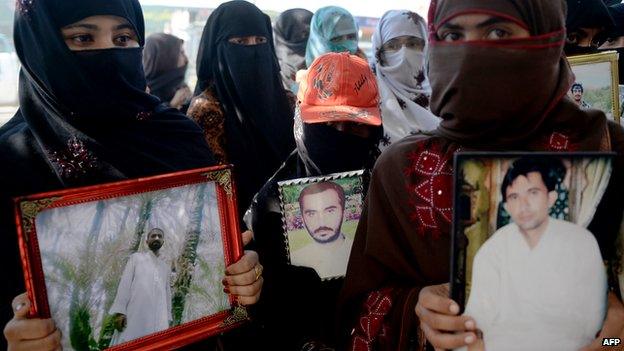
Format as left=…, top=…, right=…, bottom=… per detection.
left=1, top=0, right=624, bottom=350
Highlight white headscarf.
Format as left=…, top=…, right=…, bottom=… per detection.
left=372, top=10, right=440, bottom=149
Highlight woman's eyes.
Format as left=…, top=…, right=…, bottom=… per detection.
left=486, top=28, right=511, bottom=40
left=383, top=41, right=400, bottom=50
left=404, top=41, right=418, bottom=49
left=330, top=34, right=356, bottom=43
left=65, top=32, right=137, bottom=47
left=566, top=33, right=579, bottom=45
left=440, top=31, right=462, bottom=42
left=70, top=34, right=94, bottom=44
left=113, top=34, right=134, bottom=46
left=439, top=27, right=513, bottom=42
left=229, top=37, right=267, bottom=45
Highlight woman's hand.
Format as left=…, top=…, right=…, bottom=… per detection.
left=223, top=230, right=263, bottom=306
left=169, top=86, right=192, bottom=110
left=415, top=283, right=478, bottom=351
left=4, top=293, right=62, bottom=351
left=581, top=292, right=624, bottom=351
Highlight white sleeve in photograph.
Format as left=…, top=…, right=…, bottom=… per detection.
left=464, top=238, right=501, bottom=333
left=109, top=254, right=137, bottom=315
left=572, top=230, right=608, bottom=339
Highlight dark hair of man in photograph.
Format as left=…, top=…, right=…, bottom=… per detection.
left=501, top=158, right=562, bottom=202
left=571, top=82, right=584, bottom=93
left=298, top=181, right=346, bottom=210
left=147, top=228, right=164, bottom=236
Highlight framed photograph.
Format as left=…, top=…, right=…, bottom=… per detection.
left=567, top=51, right=620, bottom=123
left=14, top=166, right=248, bottom=351
left=277, top=170, right=364, bottom=280
left=451, top=152, right=614, bottom=349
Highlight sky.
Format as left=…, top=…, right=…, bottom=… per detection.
left=139, top=0, right=432, bottom=17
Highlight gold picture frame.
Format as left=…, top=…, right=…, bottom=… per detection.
left=567, top=51, right=620, bottom=124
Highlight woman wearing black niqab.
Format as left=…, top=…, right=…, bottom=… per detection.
left=188, top=1, right=296, bottom=217
left=144, top=32, right=192, bottom=110
left=1, top=0, right=262, bottom=349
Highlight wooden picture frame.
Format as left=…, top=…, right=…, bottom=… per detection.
left=277, top=170, right=364, bottom=280
left=567, top=51, right=620, bottom=124
left=14, top=165, right=248, bottom=350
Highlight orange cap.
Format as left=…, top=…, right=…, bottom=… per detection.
left=298, top=52, right=381, bottom=126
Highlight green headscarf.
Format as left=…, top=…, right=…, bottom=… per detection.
left=305, top=6, right=358, bottom=66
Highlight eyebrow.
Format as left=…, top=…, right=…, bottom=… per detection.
left=115, top=24, right=134, bottom=31
left=62, top=23, right=99, bottom=30
left=62, top=23, right=134, bottom=31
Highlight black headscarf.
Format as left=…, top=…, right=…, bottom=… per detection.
left=293, top=107, right=382, bottom=177
left=0, top=0, right=214, bottom=335
left=194, top=0, right=295, bottom=212
left=566, top=0, right=615, bottom=32
left=601, top=4, right=624, bottom=85
left=144, top=33, right=187, bottom=103
left=565, top=0, right=615, bottom=54
left=273, top=8, right=313, bottom=90
left=607, top=3, right=624, bottom=37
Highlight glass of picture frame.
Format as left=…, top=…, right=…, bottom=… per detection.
left=14, top=165, right=248, bottom=350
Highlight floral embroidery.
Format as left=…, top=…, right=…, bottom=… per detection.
left=350, top=288, right=393, bottom=351
left=375, top=48, right=383, bottom=66
left=187, top=88, right=228, bottom=164
left=48, top=136, right=99, bottom=179
left=397, top=97, right=407, bottom=110
left=380, top=134, right=391, bottom=147
left=415, top=70, right=426, bottom=87
left=547, top=132, right=571, bottom=151
left=136, top=110, right=153, bottom=121
left=404, top=140, right=455, bottom=238
left=412, top=93, right=429, bottom=109
left=404, top=11, right=421, bottom=27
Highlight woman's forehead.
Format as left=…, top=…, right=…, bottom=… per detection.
left=62, top=15, right=132, bottom=29
left=438, top=13, right=528, bottom=31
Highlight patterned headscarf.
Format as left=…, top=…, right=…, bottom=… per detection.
left=429, top=0, right=608, bottom=150
left=372, top=10, right=440, bottom=149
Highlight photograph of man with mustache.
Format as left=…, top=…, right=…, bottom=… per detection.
left=291, top=182, right=354, bottom=279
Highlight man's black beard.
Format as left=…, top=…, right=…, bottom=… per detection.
left=149, top=241, right=163, bottom=252
left=308, top=226, right=343, bottom=244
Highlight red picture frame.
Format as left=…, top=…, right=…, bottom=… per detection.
left=14, top=165, right=248, bottom=350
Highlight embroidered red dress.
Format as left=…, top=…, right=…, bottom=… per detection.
left=339, top=126, right=624, bottom=351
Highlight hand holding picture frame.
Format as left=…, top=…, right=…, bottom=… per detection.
left=451, top=152, right=615, bottom=350
left=278, top=170, right=364, bottom=280
left=14, top=165, right=248, bottom=350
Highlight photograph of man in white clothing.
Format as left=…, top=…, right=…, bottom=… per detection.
left=110, top=228, right=172, bottom=345
left=463, top=157, right=607, bottom=351
left=290, top=182, right=355, bottom=279
left=30, top=179, right=234, bottom=350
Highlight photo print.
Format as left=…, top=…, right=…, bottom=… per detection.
left=278, top=170, right=364, bottom=280
left=14, top=166, right=247, bottom=350
left=568, top=51, right=621, bottom=123
left=451, top=152, right=615, bottom=350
